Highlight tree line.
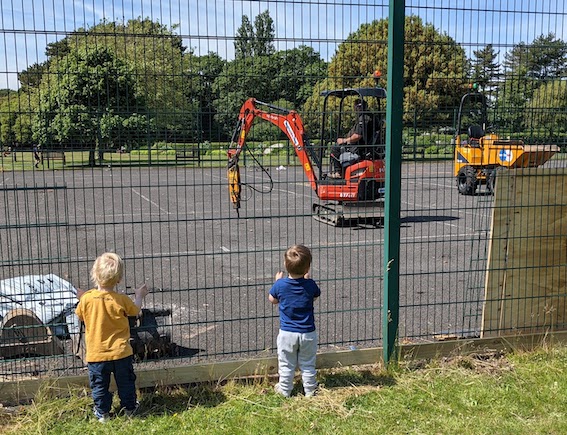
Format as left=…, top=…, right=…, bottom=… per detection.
left=1, top=12, right=566, bottom=162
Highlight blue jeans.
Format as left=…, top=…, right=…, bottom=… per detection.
left=88, top=355, right=137, bottom=414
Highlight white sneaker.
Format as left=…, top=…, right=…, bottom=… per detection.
left=305, top=388, right=318, bottom=397
left=93, top=406, right=110, bottom=423
left=274, top=383, right=290, bottom=398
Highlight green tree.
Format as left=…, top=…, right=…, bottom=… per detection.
left=184, top=51, right=226, bottom=140
left=500, top=33, right=567, bottom=133
left=234, top=11, right=275, bottom=59
left=32, top=46, right=148, bottom=165
left=272, top=46, right=327, bottom=108
left=45, top=38, right=72, bottom=58
left=253, top=11, right=275, bottom=57
left=526, top=33, right=567, bottom=80
left=302, top=15, right=467, bottom=132
left=18, top=37, right=74, bottom=91
left=213, top=45, right=326, bottom=137
left=0, top=91, right=18, bottom=147
left=526, top=80, right=567, bottom=137
left=235, top=15, right=255, bottom=59
left=213, top=56, right=279, bottom=135
left=36, top=18, right=196, bottom=142
left=18, top=63, right=47, bottom=91
left=12, top=92, right=36, bottom=146
left=81, top=19, right=194, bottom=141
left=0, top=90, right=36, bottom=147
left=472, top=44, right=500, bottom=93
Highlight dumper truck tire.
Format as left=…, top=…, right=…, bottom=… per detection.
left=457, top=165, right=478, bottom=195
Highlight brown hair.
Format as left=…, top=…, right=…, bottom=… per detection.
left=90, top=252, right=124, bottom=288
left=284, top=245, right=312, bottom=276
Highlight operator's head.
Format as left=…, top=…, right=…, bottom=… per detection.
left=354, top=98, right=368, bottom=113
left=91, top=252, right=124, bottom=288
left=284, top=245, right=312, bottom=276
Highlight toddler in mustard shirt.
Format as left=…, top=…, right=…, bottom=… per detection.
left=75, top=252, right=149, bottom=422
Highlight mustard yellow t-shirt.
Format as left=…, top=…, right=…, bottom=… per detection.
left=75, top=289, right=140, bottom=363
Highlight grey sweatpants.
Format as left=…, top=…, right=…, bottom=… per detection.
left=276, top=329, right=318, bottom=396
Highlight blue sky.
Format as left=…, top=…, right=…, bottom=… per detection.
left=1, top=0, right=566, bottom=89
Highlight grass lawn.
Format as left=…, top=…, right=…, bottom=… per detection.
left=1, top=346, right=567, bottom=434
left=0, top=150, right=301, bottom=170
left=3, top=147, right=564, bottom=172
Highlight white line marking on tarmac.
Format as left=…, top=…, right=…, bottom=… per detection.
left=220, top=246, right=230, bottom=252
left=210, top=167, right=485, bottom=231
left=132, top=188, right=171, bottom=214
left=188, top=325, right=217, bottom=339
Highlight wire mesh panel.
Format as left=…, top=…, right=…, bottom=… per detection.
left=0, top=0, right=389, bottom=380
left=0, top=1, right=566, bottom=381
left=399, top=0, right=567, bottom=343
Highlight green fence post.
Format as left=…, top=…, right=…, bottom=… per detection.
left=383, top=0, right=405, bottom=366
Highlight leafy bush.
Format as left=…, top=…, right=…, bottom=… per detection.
left=424, top=145, right=453, bottom=155
left=425, top=145, right=440, bottom=154
left=130, top=149, right=175, bottom=156
left=200, top=141, right=212, bottom=154
left=152, top=141, right=174, bottom=151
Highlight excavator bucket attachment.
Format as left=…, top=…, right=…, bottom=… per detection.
left=227, top=159, right=241, bottom=215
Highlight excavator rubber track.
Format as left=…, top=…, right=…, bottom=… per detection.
left=312, top=200, right=385, bottom=227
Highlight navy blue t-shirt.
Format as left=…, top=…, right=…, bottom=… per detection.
left=269, top=277, right=321, bottom=333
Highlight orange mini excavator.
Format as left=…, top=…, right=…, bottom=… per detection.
left=227, top=87, right=387, bottom=226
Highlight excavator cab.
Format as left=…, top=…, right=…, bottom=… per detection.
left=318, top=87, right=387, bottom=178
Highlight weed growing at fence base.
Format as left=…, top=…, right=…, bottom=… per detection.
left=2, top=347, right=567, bottom=434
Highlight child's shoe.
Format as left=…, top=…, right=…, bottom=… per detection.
left=305, top=387, right=318, bottom=397
left=274, top=383, right=290, bottom=398
left=123, top=401, right=140, bottom=417
left=93, top=406, right=110, bottom=423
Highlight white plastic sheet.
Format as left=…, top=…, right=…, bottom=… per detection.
left=0, top=274, right=80, bottom=336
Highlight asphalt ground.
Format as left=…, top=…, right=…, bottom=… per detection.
left=1, top=157, right=563, bottom=373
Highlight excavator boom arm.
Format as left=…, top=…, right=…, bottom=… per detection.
left=227, top=98, right=319, bottom=210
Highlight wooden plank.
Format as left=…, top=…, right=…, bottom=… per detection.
left=483, top=168, right=567, bottom=337
left=482, top=168, right=515, bottom=337
left=4, top=331, right=567, bottom=404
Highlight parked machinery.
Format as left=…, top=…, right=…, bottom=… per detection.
left=454, top=84, right=559, bottom=195
left=227, top=86, right=387, bottom=226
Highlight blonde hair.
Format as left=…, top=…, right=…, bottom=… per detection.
left=90, top=252, right=124, bottom=288
left=284, top=245, right=312, bottom=276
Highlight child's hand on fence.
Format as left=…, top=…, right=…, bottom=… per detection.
left=274, top=271, right=284, bottom=281
left=135, top=283, right=149, bottom=299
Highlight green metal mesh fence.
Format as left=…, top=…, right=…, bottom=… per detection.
left=0, top=1, right=566, bottom=380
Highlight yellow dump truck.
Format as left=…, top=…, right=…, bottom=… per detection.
left=454, top=85, right=560, bottom=195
